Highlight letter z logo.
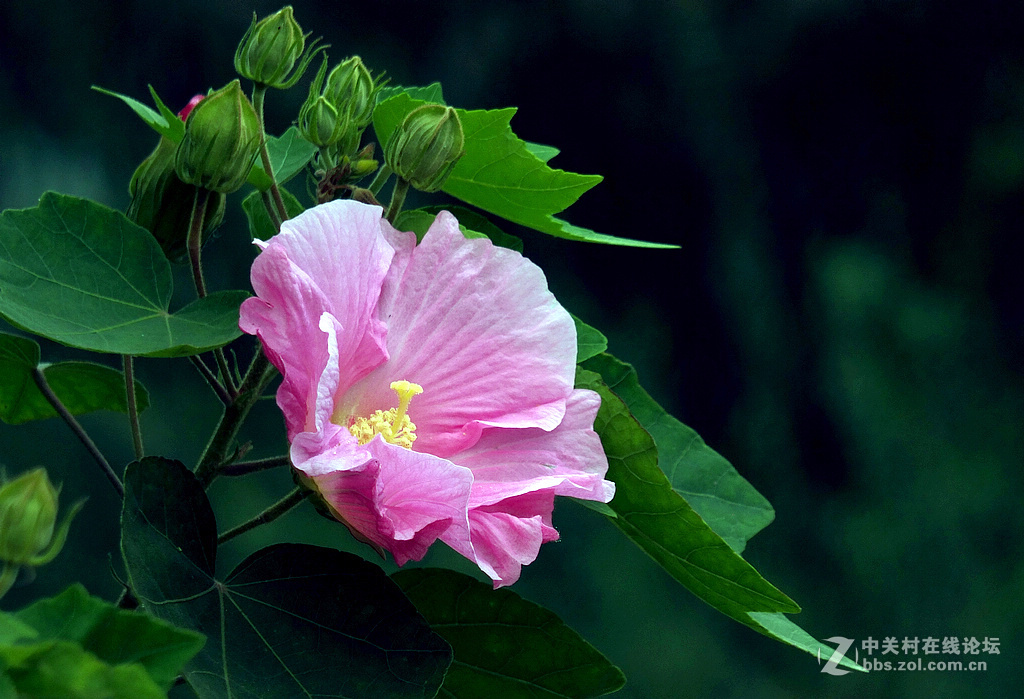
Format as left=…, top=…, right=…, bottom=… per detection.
left=819, top=636, right=856, bottom=676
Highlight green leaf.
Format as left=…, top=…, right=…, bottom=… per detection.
left=92, top=85, right=184, bottom=143
left=0, top=639, right=166, bottom=699
left=393, top=569, right=626, bottom=698
left=376, top=83, right=445, bottom=105
left=11, top=584, right=205, bottom=689
left=576, top=367, right=862, bottom=670
left=524, top=142, right=560, bottom=163
left=241, top=188, right=306, bottom=241
left=247, top=127, right=319, bottom=191
left=0, top=333, right=150, bottom=425
left=121, top=457, right=452, bottom=698
left=0, top=584, right=205, bottom=697
left=397, top=205, right=525, bottom=252
left=583, top=353, right=773, bottom=552
left=747, top=612, right=864, bottom=673
left=572, top=316, right=608, bottom=363
left=373, top=95, right=675, bottom=248
left=0, top=193, right=247, bottom=357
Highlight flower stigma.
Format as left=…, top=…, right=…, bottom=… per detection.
left=346, top=380, right=424, bottom=448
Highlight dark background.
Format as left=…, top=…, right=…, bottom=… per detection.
left=2, top=1, right=1022, bottom=696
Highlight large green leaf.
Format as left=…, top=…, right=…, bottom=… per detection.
left=120, top=457, right=452, bottom=698
left=0, top=333, right=149, bottom=425
left=247, top=127, right=319, bottom=191
left=583, top=353, right=773, bottom=552
left=376, top=83, right=446, bottom=105
left=0, top=584, right=203, bottom=697
left=577, top=367, right=862, bottom=670
left=0, top=193, right=247, bottom=357
left=241, top=188, right=306, bottom=241
left=393, top=569, right=625, bottom=698
left=373, top=95, right=676, bottom=249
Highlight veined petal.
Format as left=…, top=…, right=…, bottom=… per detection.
left=241, top=200, right=395, bottom=437
left=339, top=211, right=577, bottom=457
left=308, top=437, right=473, bottom=566
left=442, top=490, right=559, bottom=588
left=454, top=389, right=615, bottom=504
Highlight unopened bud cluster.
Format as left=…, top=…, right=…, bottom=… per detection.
left=299, top=55, right=383, bottom=169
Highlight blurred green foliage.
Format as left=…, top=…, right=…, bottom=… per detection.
left=1, top=1, right=1021, bottom=697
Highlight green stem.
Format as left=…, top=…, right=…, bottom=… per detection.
left=252, top=85, right=288, bottom=222
left=219, top=455, right=291, bottom=477
left=32, top=367, right=123, bottom=498
left=386, top=177, right=410, bottom=223
left=189, top=355, right=231, bottom=405
left=194, top=349, right=277, bottom=487
left=122, top=355, right=144, bottom=459
left=218, top=487, right=307, bottom=545
left=187, top=187, right=211, bottom=298
left=368, top=164, right=392, bottom=196
left=261, top=190, right=282, bottom=233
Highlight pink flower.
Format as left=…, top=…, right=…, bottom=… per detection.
left=240, top=200, right=614, bottom=586
left=177, top=94, right=205, bottom=120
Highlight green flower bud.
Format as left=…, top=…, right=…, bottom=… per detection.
left=128, top=135, right=226, bottom=261
left=0, top=468, right=82, bottom=568
left=175, top=80, right=262, bottom=194
left=324, top=56, right=378, bottom=129
left=384, top=104, right=466, bottom=192
left=234, top=6, right=324, bottom=90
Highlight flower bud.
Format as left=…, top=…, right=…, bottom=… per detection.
left=128, top=135, right=226, bottom=261
left=298, top=95, right=349, bottom=149
left=384, top=105, right=466, bottom=192
left=0, top=468, right=80, bottom=567
left=324, top=56, right=378, bottom=129
left=175, top=80, right=262, bottom=194
left=234, top=6, right=323, bottom=90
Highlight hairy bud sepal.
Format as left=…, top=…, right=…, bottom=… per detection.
left=175, top=80, right=262, bottom=194
left=384, top=104, right=465, bottom=193
left=234, top=6, right=325, bottom=90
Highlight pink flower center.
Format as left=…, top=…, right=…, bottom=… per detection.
left=344, top=380, right=423, bottom=448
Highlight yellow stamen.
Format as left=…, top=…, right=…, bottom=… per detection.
left=346, top=380, right=424, bottom=449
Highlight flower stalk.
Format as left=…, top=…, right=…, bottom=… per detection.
left=31, top=368, right=122, bottom=498
left=251, top=85, right=288, bottom=222
left=122, top=355, right=144, bottom=459
left=217, top=486, right=307, bottom=545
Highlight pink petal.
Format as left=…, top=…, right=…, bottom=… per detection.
left=442, top=490, right=559, bottom=587
left=240, top=201, right=397, bottom=437
left=453, top=389, right=615, bottom=504
left=337, top=211, right=577, bottom=457
left=309, top=437, right=473, bottom=566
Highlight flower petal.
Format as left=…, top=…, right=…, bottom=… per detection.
left=339, top=211, right=577, bottom=457
left=454, top=389, right=615, bottom=504
left=307, top=437, right=473, bottom=566
left=240, top=200, right=396, bottom=437
left=442, top=490, right=559, bottom=588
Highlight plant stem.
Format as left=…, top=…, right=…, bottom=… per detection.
left=251, top=85, right=288, bottom=222
left=187, top=187, right=211, bottom=298
left=218, top=487, right=307, bottom=545
left=32, top=367, right=123, bottom=498
left=122, top=355, right=144, bottom=459
left=189, top=355, right=232, bottom=405
left=219, top=455, right=291, bottom=477
left=261, top=190, right=282, bottom=233
left=194, top=349, right=277, bottom=487
left=386, top=177, right=410, bottom=223
left=368, top=163, right=392, bottom=196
